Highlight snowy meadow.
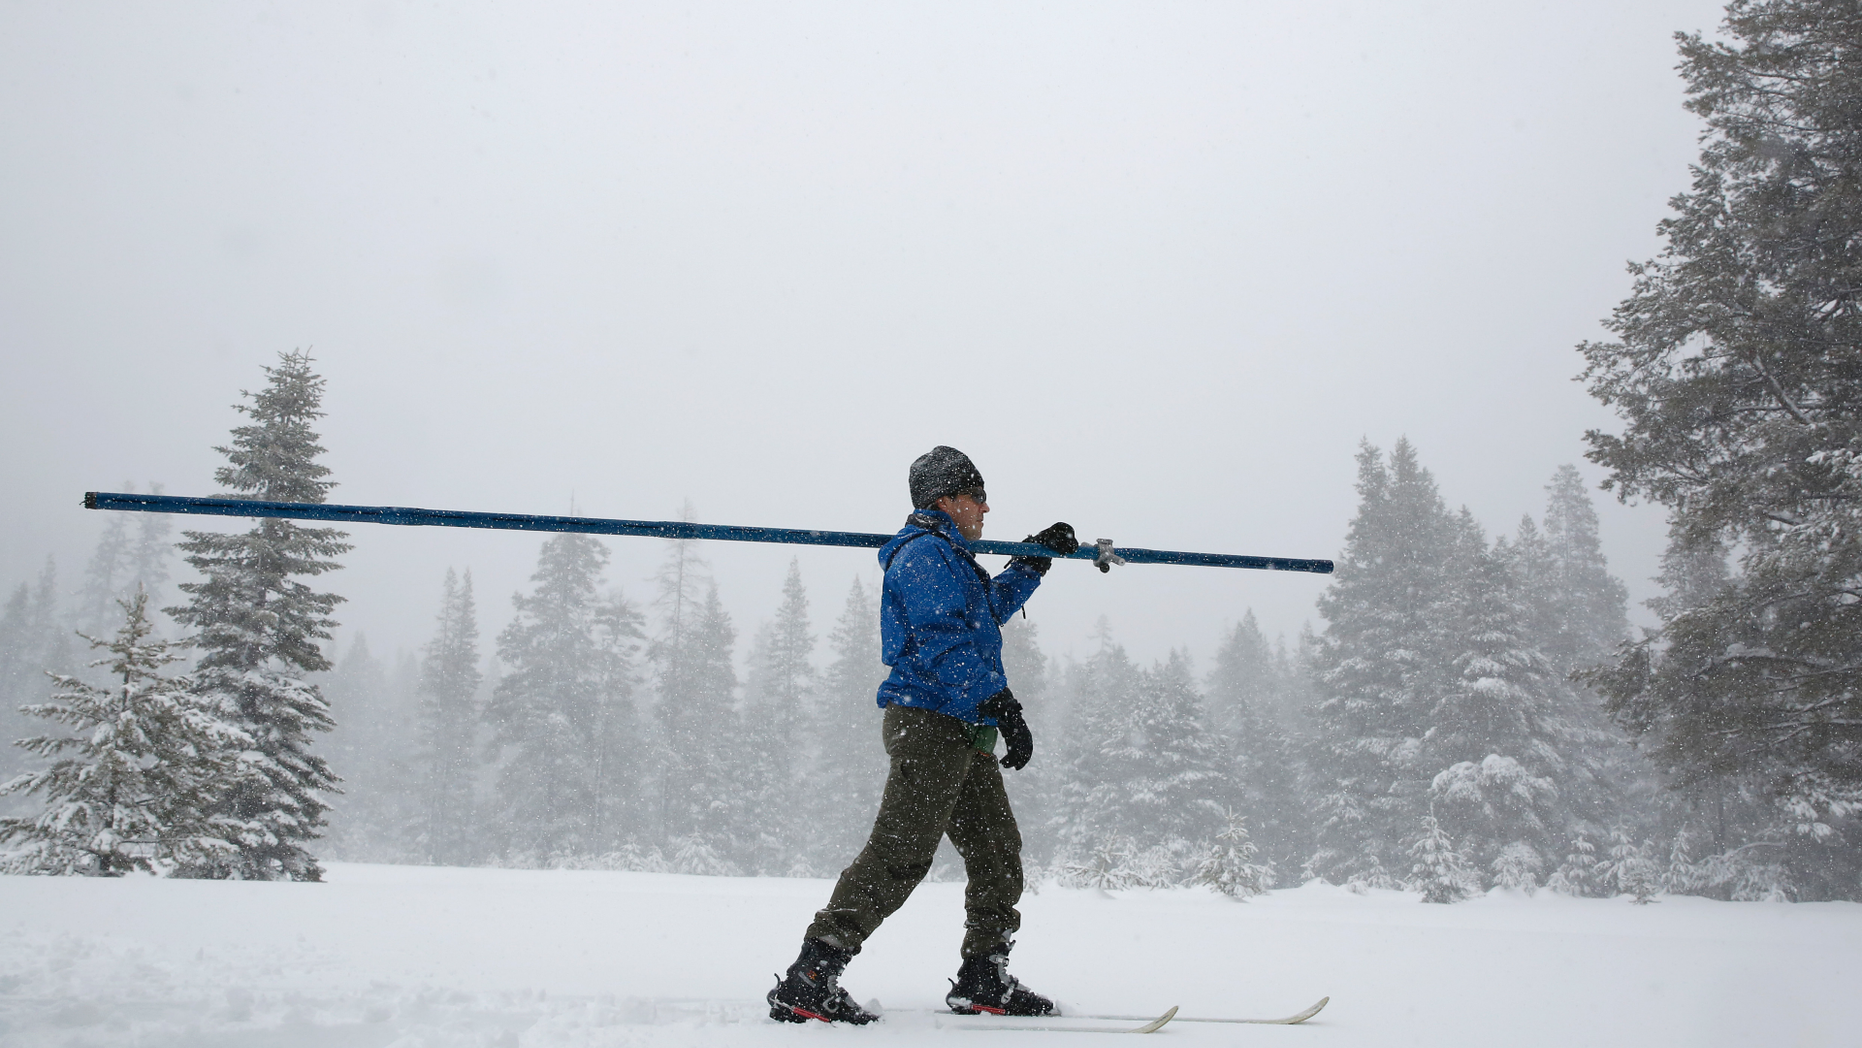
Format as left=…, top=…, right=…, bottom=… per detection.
left=4, top=863, right=1857, bottom=1048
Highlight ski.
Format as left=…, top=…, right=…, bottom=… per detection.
left=1070, top=996, right=1328, bottom=1026
left=950, top=1005, right=1179, bottom=1034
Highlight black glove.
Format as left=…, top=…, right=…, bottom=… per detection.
left=979, top=688, right=1034, bottom=771
left=1009, top=522, right=1080, bottom=576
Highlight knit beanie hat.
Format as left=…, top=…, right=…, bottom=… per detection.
left=909, top=446, right=986, bottom=509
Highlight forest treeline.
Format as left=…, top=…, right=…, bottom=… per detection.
left=4, top=0, right=1861, bottom=900
left=0, top=350, right=1843, bottom=899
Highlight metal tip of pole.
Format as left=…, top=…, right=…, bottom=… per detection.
left=83, top=492, right=98, bottom=510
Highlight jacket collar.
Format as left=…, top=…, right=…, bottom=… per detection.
left=904, top=508, right=973, bottom=553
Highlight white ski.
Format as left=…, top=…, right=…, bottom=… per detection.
left=952, top=1005, right=1179, bottom=1034
left=1071, top=996, right=1328, bottom=1026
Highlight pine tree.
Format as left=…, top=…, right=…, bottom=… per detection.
left=741, top=560, right=814, bottom=873
left=0, top=560, right=69, bottom=780
left=1408, top=814, right=1477, bottom=903
left=1051, top=625, right=1145, bottom=864
left=0, top=590, right=246, bottom=875
left=1538, top=467, right=1631, bottom=678
left=1307, top=440, right=1462, bottom=882
left=76, top=495, right=134, bottom=637
left=73, top=483, right=174, bottom=642
left=1421, top=542, right=1568, bottom=872
left=1578, top=0, right=1862, bottom=898
left=1052, top=630, right=1227, bottom=881
left=1208, top=611, right=1306, bottom=875
left=648, top=527, right=741, bottom=860
left=1121, top=651, right=1229, bottom=851
left=321, top=635, right=422, bottom=862
left=807, top=576, right=888, bottom=869
left=1192, top=809, right=1275, bottom=899
left=167, top=352, right=350, bottom=880
left=417, top=568, right=482, bottom=865
left=488, top=533, right=645, bottom=858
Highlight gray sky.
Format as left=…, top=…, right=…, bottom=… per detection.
left=1, top=1, right=1728, bottom=674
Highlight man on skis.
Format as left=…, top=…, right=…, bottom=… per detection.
left=768, top=445, right=1079, bottom=1025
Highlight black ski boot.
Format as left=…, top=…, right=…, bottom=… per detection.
left=768, top=938, right=879, bottom=1025
left=945, top=940, right=1055, bottom=1017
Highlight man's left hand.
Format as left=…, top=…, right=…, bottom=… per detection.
left=1010, top=522, right=1080, bottom=576
left=980, top=688, right=1034, bottom=771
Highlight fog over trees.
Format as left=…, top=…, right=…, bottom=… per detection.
left=0, top=348, right=1846, bottom=899
left=5, top=0, right=1862, bottom=903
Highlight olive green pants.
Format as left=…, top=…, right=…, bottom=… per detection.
left=806, top=704, right=1024, bottom=959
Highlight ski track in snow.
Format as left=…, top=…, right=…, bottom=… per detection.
left=2, top=862, right=1858, bottom=1047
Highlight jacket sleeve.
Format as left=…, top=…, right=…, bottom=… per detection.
left=891, top=541, right=1009, bottom=717
left=987, top=561, right=1044, bottom=622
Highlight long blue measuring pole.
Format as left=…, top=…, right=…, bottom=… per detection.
left=82, top=491, right=1334, bottom=575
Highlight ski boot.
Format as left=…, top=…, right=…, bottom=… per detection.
left=945, top=940, right=1055, bottom=1016
left=768, top=938, right=879, bottom=1024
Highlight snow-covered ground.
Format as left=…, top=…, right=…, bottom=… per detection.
left=2, top=864, right=1857, bottom=1048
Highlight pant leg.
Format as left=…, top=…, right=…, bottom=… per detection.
left=944, top=748, right=1025, bottom=958
left=806, top=706, right=977, bottom=952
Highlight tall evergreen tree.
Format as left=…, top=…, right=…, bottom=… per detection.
left=76, top=497, right=133, bottom=638
left=1307, top=439, right=1462, bottom=882
left=1422, top=542, right=1568, bottom=873
left=741, top=560, right=814, bottom=873
left=807, top=576, right=888, bottom=869
left=73, top=482, right=174, bottom=641
left=417, top=569, right=482, bottom=865
left=1208, top=612, right=1306, bottom=874
left=0, top=560, right=69, bottom=780
left=488, top=533, right=645, bottom=857
left=321, top=635, right=421, bottom=861
left=1121, top=651, right=1230, bottom=850
left=1051, top=626, right=1145, bottom=862
left=1538, top=466, right=1631, bottom=679
left=1, top=590, right=245, bottom=875
left=168, top=351, right=349, bottom=880
left=1578, top=0, right=1862, bottom=897
left=648, top=527, right=741, bottom=857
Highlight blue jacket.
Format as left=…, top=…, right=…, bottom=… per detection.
left=874, top=509, right=1044, bottom=723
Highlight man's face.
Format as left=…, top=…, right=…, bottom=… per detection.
left=935, top=490, right=989, bottom=541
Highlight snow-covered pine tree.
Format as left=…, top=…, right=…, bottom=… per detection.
left=998, top=614, right=1061, bottom=866
left=1050, top=624, right=1145, bottom=869
left=741, top=560, right=814, bottom=873
left=1192, top=808, right=1275, bottom=899
left=1539, top=466, right=1631, bottom=677
left=1207, top=611, right=1306, bottom=876
left=417, top=568, right=482, bottom=865
left=321, top=636, right=422, bottom=862
left=1422, top=541, right=1567, bottom=879
left=1578, top=0, right=1862, bottom=899
left=0, top=560, right=69, bottom=780
left=488, top=532, right=646, bottom=858
left=0, top=589, right=245, bottom=875
left=167, top=351, right=350, bottom=880
left=75, top=493, right=133, bottom=638
left=1120, top=651, right=1230, bottom=859
left=1308, top=440, right=1462, bottom=883
left=1407, top=814, right=1476, bottom=903
left=647, top=527, right=742, bottom=862
left=805, top=576, right=888, bottom=869
left=73, top=483, right=174, bottom=643
left=1599, top=826, right=1662, bottom=903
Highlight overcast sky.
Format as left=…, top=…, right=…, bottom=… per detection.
left=2, top=1, right=1730, bottom=676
